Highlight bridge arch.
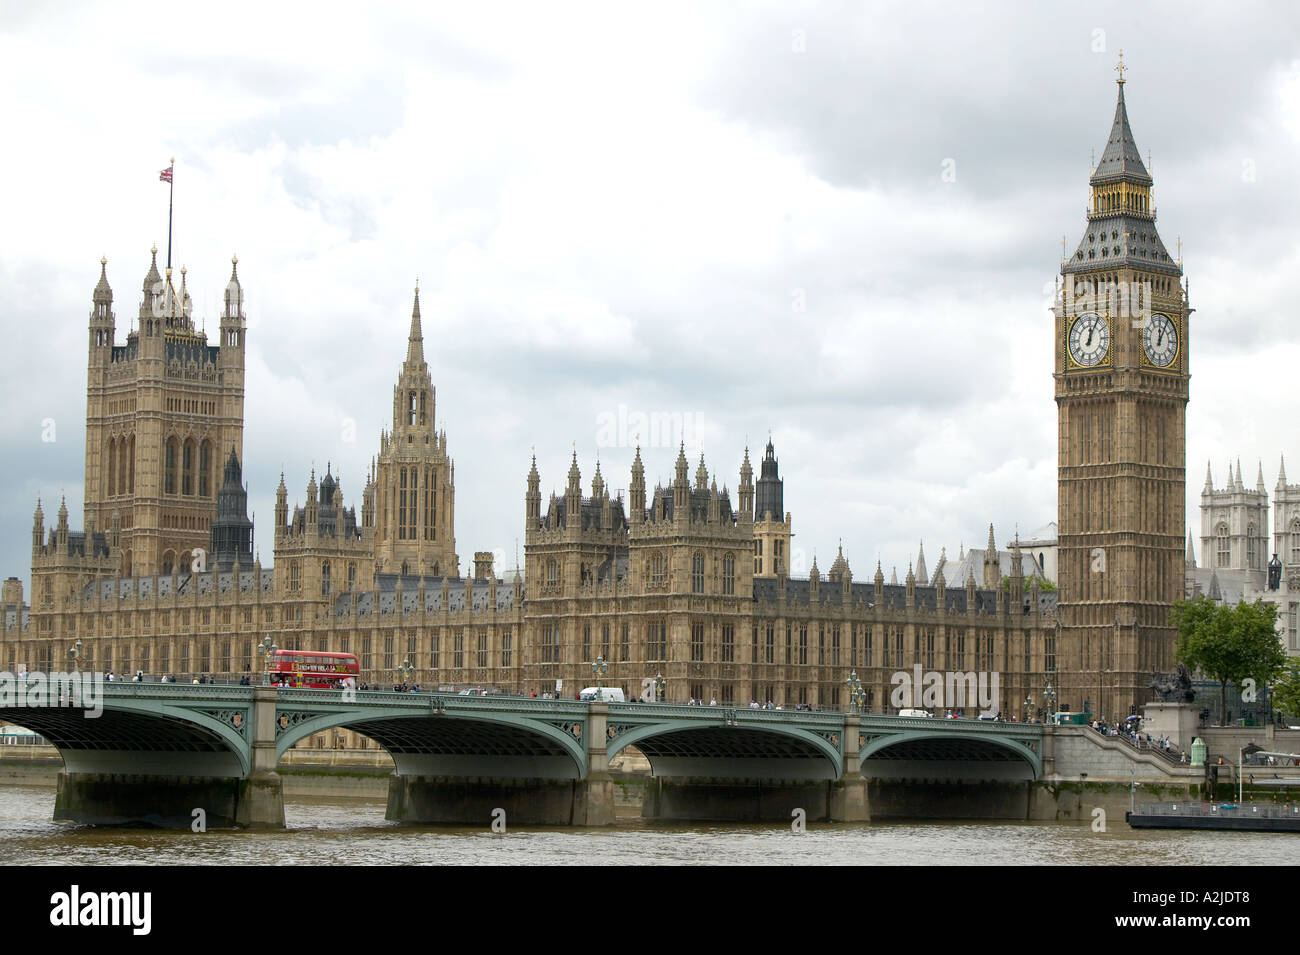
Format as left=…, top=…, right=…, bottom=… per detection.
left=859, top=730, right=1040, bottom=780
left=275, top=706, right=588, bottom=780
left=608, top=720, right=842, bottom=780
left=0, top=700, right=250, bottom=777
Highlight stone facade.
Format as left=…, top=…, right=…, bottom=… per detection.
left=6, top=70, right=1204, bottom=723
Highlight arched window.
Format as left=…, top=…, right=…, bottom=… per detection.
left=1216, top=523, right=1230, bottom=568
left=692, top=553, right=705, bottom=593
left=321, top=561, right=331, bottom=596
left=546, top=559, right=558, bottom=588
left=1247, top=523, right=1257, bottom=568
left=165, top=437, right=178, bottom=494
left=126, top=434, right=134, bottom=494
left=722, top=553, right=735, bottom=595
left=107, top=438, right=117, bottom=497
left=199, top=441, right=212, bottom=497
left=651, top=554, right=666, bottom=587
left=1291, top=519, right=1300, bottom=565
left=182, top=439, right=196, bottom=496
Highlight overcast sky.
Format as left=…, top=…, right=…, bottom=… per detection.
left=2, top=2, right=1299, bottom=589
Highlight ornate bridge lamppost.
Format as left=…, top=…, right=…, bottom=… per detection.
left=845, top=670, right=865, bottom=713
left=257, top=635, right=278, bottom=686
left=591, top=655, right=608, bottom=690
left=1042, top=683, right=1057, bottom=725
left=1024, top=696, right=1035, bottom=724
left=68, top=639, right=83, bottom=674
left=654, top=672, right=666, bottom=704
left=396, top=658, right=414, bottom=689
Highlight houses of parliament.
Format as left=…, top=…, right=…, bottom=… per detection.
left=1, top=67, right=1195, bottom=721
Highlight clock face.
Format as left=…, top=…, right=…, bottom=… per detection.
left=1068, top=312, right=1110, bottom=367
left=1143, top=312, right=1178, bottom=367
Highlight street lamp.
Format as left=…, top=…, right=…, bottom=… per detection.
left=845, top=670, right=864, bottom=713
left=1042, top=683, right=1056, bottom=724
left=1240, top=743, right=1264, bottom=803
left=1024, top=696, right=1035, bottom=723
left=591, top=655, right=608, bottom=690
left=257, top=635, right=278, bottom=685
left=396, top=657, right=414, bottom=688
left=68, top=639, right=83, bottom=673
left=654, top=672, right=665, bottom=704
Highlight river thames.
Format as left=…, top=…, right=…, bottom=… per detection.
left=0, top=784, right=1294, bottom=865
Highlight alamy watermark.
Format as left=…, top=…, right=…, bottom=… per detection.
left=0, top=670, right=103, bottom=718
left=889, top=665, right=1000, bottom=718
left=595, top=404, right=705, bottom=450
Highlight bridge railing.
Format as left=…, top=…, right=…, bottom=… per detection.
left=100, top=681, right=252, bottom=700
left=276, top=687, right=590, bottom=715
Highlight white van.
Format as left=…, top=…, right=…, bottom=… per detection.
left=579, top=687, right=625, bottom=703
left=898, top=708, right=932, bottom=718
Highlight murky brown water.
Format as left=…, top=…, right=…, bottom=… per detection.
left=0, top=784, right=1295, bottom=865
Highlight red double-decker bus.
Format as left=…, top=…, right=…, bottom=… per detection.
left=265, top=650, right=360, bottom=688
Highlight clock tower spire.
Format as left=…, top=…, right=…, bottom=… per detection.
left=1055, top=60, right=1189, bottom=720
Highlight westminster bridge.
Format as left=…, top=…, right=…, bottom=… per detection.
left=0, top=682, right=1058, bottom=827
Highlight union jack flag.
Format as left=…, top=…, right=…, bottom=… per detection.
left=159, top=166, right=173, bottom=183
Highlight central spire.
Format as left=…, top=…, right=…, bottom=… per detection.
left=1092, top=54, right=1151, bottom=185
left=406, top=281, right=424, bottom=366
left=1063, top=60, right=1179, bottom=277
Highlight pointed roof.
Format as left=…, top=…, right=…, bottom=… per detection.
left=566, top=449, right=581, bottom=491
left=1205, top=460, right=1213, bottom=491
left=890, top=567, right=898, bottom=586
left=142, top=245, right=161, bottom=292
left=1064, top=66, right=1178, bottom=277
left=406, top=283, right=424, bottom=365
left=986, top=523, right=997, bottom=554
left=1091, top=74, right=1152, bottom=184
left=94, top=256, right=112, bottom=301
left=1257, top=461, right=1266, bottom=491
left=915, top=540, right=928, bottom=584
left=1186, top=529, right=1196, bottom=567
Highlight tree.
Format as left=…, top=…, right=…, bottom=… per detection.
left=1000, top=574, right=1058, bottom=592
left=1272, top=663, right=1300, bottom=721
left=1172, top=595, right=1287, bottom=723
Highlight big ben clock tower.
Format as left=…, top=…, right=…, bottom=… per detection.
left=1055, top=55, right=1190, bottom=720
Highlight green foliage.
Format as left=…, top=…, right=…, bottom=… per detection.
left=1272, top=663, right=1300, bottom=720
left=1172, top=595, right=1287, bottom=720
left=1000, top=574, right=1057, bottom=592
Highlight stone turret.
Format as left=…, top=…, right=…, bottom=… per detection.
left=629, top=446, right=645, bottom=525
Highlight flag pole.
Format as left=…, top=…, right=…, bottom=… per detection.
left=166, top=157, right=174, bottom=271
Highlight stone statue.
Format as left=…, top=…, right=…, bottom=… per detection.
left=1149, top=664, right=1194, bottom=703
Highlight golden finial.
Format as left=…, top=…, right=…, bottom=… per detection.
left=100, top=255, right=107, bottom=266
left=151, top=243, right=158, bottom=255
left=1115, top=50, right=1127, bottom=84
left=232, top=254, right=238, bottom=266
